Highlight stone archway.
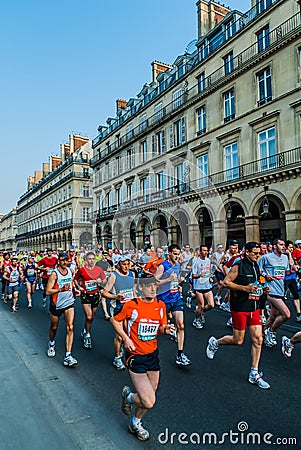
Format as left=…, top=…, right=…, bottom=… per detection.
left=151, top=213, right=168, bottom=248
left=137, top=216, right=152, bottom=249
left=198, top=207, right=213, bottom=249
left=258, top=195, right=286, bottom=242
left=79, top=232, right=92, bottom=249
left=226, top=201, right=246, bottom=248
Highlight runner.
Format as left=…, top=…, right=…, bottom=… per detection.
left=3, top=255, right=23, bottom=312
left=37, top=248, right=58, bottom=307
left=156, top=243, right=191, bottom=366
left=74, top=251, right=106, bottom=349
left=258, top=238, right=291, bottom=348
left=210, top=244, right=225, bottom=305
left=206, top=242, right=270, bottom=389
left=110, top=274, right=175, bottom=441
left=1, top=251, right=11, bottom=301
left=23, top=254, right=38, bottom=308
left=102, top=255, right=136, bottom=370
left=192, top=245, right=214, bottom=329
left=46, top=252, right=78, bottom=367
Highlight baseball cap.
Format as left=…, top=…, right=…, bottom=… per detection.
left=46, top=247, right=53, bottom=252
left=295, top=240, right=301, bottom=245
left=118, top=255, right=131, bottom=263
left=229, top=240, right=238, bottom=246
left=58, top=252, right=68, bottom=260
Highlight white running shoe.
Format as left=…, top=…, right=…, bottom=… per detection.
left=113, top=356, right=125, bottom=370
left=282, top=336, right=294, bottom=358
left=47, top=342, right=56, bottom=358
left=63, top=355, right=78, bottom=367
left=176, top=353, right=192, bottom=366
left=248, top=371, right=270, bottom=389
left=192, top=318, right=203, bottom=329
left=128, top=421, right=149, bottom=441
left=206, top=336, right=218, bottom=359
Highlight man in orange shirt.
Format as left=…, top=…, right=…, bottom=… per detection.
left=111, top=274, right=175, bottom=442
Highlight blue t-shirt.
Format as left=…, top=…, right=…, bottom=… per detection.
left=258, top=251, right=289, bottom=296
left=157, top=260, right=181, bottom=304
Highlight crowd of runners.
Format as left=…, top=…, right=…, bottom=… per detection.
left=0, top=238, right=300, bottom=441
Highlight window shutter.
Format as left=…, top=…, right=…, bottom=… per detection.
left=162, top=128, right=166, bottom=153
left=170, top=124, right=174, bottom=149
left=152, top=135, right=156, bottom=156
left=181, top=116, right=186, bottom=143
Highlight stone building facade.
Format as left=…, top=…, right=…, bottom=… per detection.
left=16, top=135, right=93, bottom=251
left=91, top=0, right=301, bottom=251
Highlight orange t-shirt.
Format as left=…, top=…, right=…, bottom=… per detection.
left=114, top=297, right=167, bottom=355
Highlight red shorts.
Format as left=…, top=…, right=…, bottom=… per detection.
left=231, top=310, right=262, bottom=331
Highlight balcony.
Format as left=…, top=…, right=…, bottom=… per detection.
left=95, top=146, right=301, bottom=220
left=90, top=11, right=301, bottom=168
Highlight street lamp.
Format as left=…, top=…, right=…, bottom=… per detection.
left=226, top=204, right=232, bottom=220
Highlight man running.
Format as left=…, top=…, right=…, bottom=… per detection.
left=23, top=254, right=38, bottom=308
left=102, top=255, right=136, bottom=370
left=74, top=251, right=106, bottom=349
left=192, top=245, right=214, bottom=329
left=206, top=242, right=270, bottom=389
left=37, top=248, right=58, bottom=307
left=156, top=243, right=191, bottom=366
left=111, top=274, right=175, bottom=441
left=258, top=238, right=291, bottom=348
left=3, top=255, right=23, bottom=312
left=46, top=252, right=77, bottom=367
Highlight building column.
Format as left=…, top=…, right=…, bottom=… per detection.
left=212, top=219, right=227, bottom=248
left=167, top=226, right=177, bottom=245
left=245, top=216, right=260, bottom=243
left=284, top=210, right=301, bottom=240
left=187, top=223, right=200, bottom=250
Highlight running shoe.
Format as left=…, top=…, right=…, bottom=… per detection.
left=121, top=386, right=132, bottom=415
left=282, top=336, right=294, bottom=358
left=206, top=336, right=218, bottom=359
left=264, top=328, right=277, bottom=347
left=27, top=302, right=32, bottom=309
left=104, top=314, right=111, bottom=321
left=186, top=297, right=192, bottom=308
left=214, top=294, right=221, bottom=306
left=248, top=371, right=270, bottom=389
left=113, top=356, right=125, bottom=370
left=226, top=317, right=233, bottom=328
left=170, top=330, right=178, bottom=342
left=83, top=335, right=92, bottom=350
left=63, top=355, right=78, bottom=367
left=11, top=306, right=18, bottom=312
left=42, top=298, right=47, bottom=307
left=176, top=352, right=192, bottom=366
left=192, top=318, right=203, bottom=329
left=220, top=302, right=230, bottom=312
left=47, top=342, right=56, bottom=358
left=128, top=421, right=150, bottom=441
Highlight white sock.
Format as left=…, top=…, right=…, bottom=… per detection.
left=131, top=416, right=141, bottom=427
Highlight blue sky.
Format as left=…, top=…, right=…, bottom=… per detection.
left=0, top=0, right=250, bottom=214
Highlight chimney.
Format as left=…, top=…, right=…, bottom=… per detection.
left=152, top=61, right=173, bottom=83
left=197, top=0, right=231, bottom=39
left=116, top=99, right=128, bottom=113
left=50, top=155, right=62, bottom=171
left=34, top=171, right=43, bottom=184
left=69, top=134, right=89, bottom=154
left=43, top=163, right=50, bottom=177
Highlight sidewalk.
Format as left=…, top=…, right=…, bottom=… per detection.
left=0, top=307, right=118, bottom=450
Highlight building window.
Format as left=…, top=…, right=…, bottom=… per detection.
left=127, top=183, right=132, bottom=200
left=82, top=184, right=90, bottom=197
left=127, top=148, right=135, bottom=169
left=116, top=133, right=121, bottom=147
left=225, top=20, right=235, bottom=39
left=224, top=142, right=239, bottom=180
left=198, top=154, right=209, bottom=187
left=224, top=88, right=235, bottom=123
left=68, top=185, right=72, bottom=198
left=81, top=207, right=90, bottom=222
left=174, top=119, right=183, bottom=146
left=257, top=0, right=272, bottom=14
left=197, top=72, right=206, bottom=93
left=258, top=126, right=277, bottom=171
left=257, top=25, right=270, bottom=53
left=173, top=89, right=182, bottom=109
left=224, top=51, right=234, bottom=75
left=82, top=167, right=90, bottom=178
left=155, top=102, right=163, bottom=121
left=126, top=124, right=133, bottom=141
left=144, top=93, right=149, bottom=106
left=175, top=163, right=186, bottom=194
left=116, top=188, right=121, bottom=205
left=139, top=114, right=147, bottom=133
left=152, top=130, right=166, bottom=155
left=159, top=79, right=165, bottom=93
left=257, top=67, right=272, bottom=106
left=141, top=140, right=147, bottom=163
left=178, top=62, right=185, bottom=78
left=197, top=106, right=206, bottom=135
left=156, top=171, right=165, bottom=191
left=116, top=155, right=122, bottom=175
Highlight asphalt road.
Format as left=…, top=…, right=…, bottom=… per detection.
left=1, top=285, right=300, bottom=450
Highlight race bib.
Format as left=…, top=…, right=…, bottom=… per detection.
left=138, top=320, right=159, bottom=341
left=10, top=271, right=19, bottom=283
left=119, top=289, right=134, bottom=304
left=273, top=266, right=286, bottom=280
left=249, top=285, right=263, bottom=301
left=58, top=277, right=72, bottom=290
left=27, top=269, right=35, bottom=277
left=170, top=279, right=179, bottom=294
left=85, top=280, right=97, bottom=292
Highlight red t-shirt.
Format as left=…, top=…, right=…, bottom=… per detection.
left=114, top=297, right=167, bottom=355
left=74, top=266, right=106, bottom=294
left=37, top=256, right=58, bottom=279
left=292, top=248, right=301, bottom=264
